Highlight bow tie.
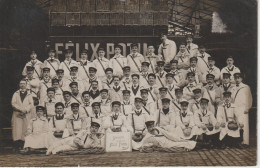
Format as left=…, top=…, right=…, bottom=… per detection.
left=209, top=86, right=213, bottom=90
left=50, top=58, right=54, bottom=62
left=225, top=103, right=231, bottom=108
left=135, top=110, right=142, bottom=116
left=236, top=84, right=240, bottom=87
left=113, top=114, right=119, bottom=120
left=182, top=112, right=187, bottom=117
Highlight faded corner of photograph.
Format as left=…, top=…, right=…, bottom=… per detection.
left=0, top=0, right=257, bottom=167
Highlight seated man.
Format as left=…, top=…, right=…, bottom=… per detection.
left=194, top=98, right=220, bottom=149
left=48, top=102, right=67, bottom=143
left=107, top=101, right=128, bottom=132
left=175, top=43, right=190, bottom=70
left=63, top=103, right=88, bottom=138
left=109, top=75, right=123, bottom=102
left=216, top=91, right=244, bottom=148
left=121, top=90, right=133, bottom=117
left=154, top=98, right=176, bottom=133
left=140, top=121, right=197, bottom=152
left=183, top=72, right=202, bottom=101
left=46, top=121, right=105, bottom=155
left=99, top=89, right=112, bottom=117
left=40, top=87, right=60, bottom=119
left=23, top=106, right=49, bottom=153
left=127, top=97, right=151, bottom=150
left=102, top=68, right=114, bottom=89
left=175, top=100, right=199, bottom=140
left=140, top=89, right=155, bottom=116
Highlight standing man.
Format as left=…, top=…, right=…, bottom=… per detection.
left=158, top=32, right=177, bottom=63
left=59, top=49, right=79, bottom=79
left=93, top=47, right=112, bottom=81
left=110, top=44, right=128, bottom=78
left=127, top=43, right=144, bottom=74
left=43, top=48, right=60, bottom=79
left=220, top=56, right=241, bottom=84
left=231, top=73, right=252, bottom=146
left=195, top=45, right=211, bottom=75
left=22, top=50, right=43, bottom=79
left=11, top=80, right=34, bottom=152
left=78, top=49, right=94, bottom=81
left=145, top=44, right=162, bottom=74
left=186, top=34, right=198, bottom=57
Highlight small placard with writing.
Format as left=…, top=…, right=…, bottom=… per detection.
left=105, top=132, right=132, bottom=152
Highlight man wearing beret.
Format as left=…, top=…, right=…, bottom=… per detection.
left=158, top=32, right=177, bottom=63
left=172, top=88, right=185, bottom=112
left=219, top=73, right=235, bottom=102
left=145, top=73, right=160, bottom=102
left=22, top=50, right=43, bottom=79
left=86, top=67, right=102, bottom=91
left=127, top=97, right=151, bottom=150
left=216, top=92, right=244, bottom=148
left=220, top=56, right=240, bottom=84
left=127, top=43, right=145, bottom=74
left=186, top=34, right=198, bottom=57
left=99, top=89, right=112, bottom=117
left=51, top=78, right=63, bottom=101
left=24, top=66, right=41, bottom=98
left=23, top=106, right=49, bottom=153
left=121, top=90, right=133, bottom=116
left=64, top=66, right=85, bottom=93
left=43, top=48, right=60, bottom=79
left=93, top=47, right=112, bottom=81
left=120, top=66, right=132, bottom=90
left=175, top=43, right=190, bottom=70
left=165, top=73, right=179, bottom=99
left=154, top=98, right=176, bottom=133
left=140, top=120, right=197, bottom=152
left=201, top=56, right=221, bottom=85
left=106, top=101, right=128, bottom=132
left=78, top=49, right=94, bottom=80
left=59, top=48, right=79, bottom=78
left=110, top=44, right=128, bottom=78
left=139, top=61, right=151, bottom=86
left=185, top=56, right=202, bottom=84
left=145, top=44, right=162, bottom=74
left=183, top=72, right=202, bottom=101
left=39, top=67, right=52, bottom=101
left=48, top=102, right=67, bottom=144
left=194, top=98, right=220, bottom=149
left=195, top=45, right=211, bottom=75
left=155, top=61, right=167, bottom=88
left=189, top=88, right=203, bottom=113
left=55, top=69, right=67, bottom=90
left=169, top=60, right=185, bottom=87
left=102, top=68, right=114, bottom=89
left=63, top=103, right=88, bottom=138
left=140, top=89, right=155, bottom=116
left=68, top=82, right=83, bottom=105
left=46, top=121, right=104, bottom=155
left=231, top=73, right=252, bottom=146
left=202, top=74, right=221, bottom=115
left=175, top=100, right=198, bottom=140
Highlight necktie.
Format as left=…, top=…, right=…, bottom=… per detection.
left=150, top=87, right=153, bottom=91
left=95, top=114, right=98, bottom=118
left=49, top=99, right=52, bottom=103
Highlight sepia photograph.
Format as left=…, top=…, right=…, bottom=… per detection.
left=0, top=0, right=257, bottom=167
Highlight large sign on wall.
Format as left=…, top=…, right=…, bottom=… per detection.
left=50, top=36, right=163, bottom=61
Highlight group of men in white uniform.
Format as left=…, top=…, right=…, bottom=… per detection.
left=11, top=33, right=253, bottom=154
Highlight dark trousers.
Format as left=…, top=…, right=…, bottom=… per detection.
left=13, top=140, right=24, bottom=150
